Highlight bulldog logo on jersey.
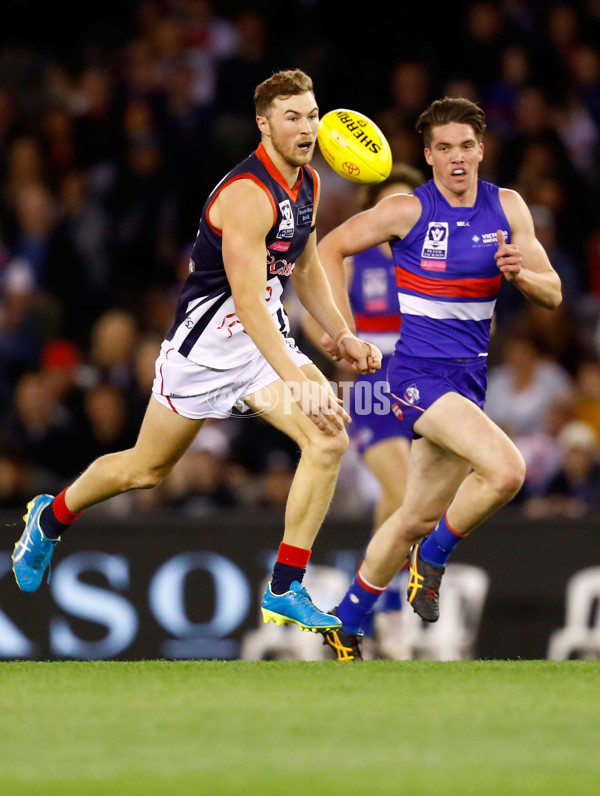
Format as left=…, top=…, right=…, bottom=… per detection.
left=277, top=199, right=294, bottom=239
left=404, top=384, right=420, bottom=405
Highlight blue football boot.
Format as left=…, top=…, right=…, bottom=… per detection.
left=12, top=495, right=58, bottom=592
left=261, top=580, right=342, bottom=633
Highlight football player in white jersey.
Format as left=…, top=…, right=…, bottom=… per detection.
left=13, top=70, right=382, bottom=636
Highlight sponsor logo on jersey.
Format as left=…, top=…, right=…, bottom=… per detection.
left=268, top=240, right=291, bottom=252
left=297, top=205, right=313, bottom=226
left=404, top=384, right=420, bottom=405
left=277, top=199, right=294, bottom=239
left=391, top=402, right=404, bottom=420
left=472, top=230, right=509, bottom=247
left=267, top=251, right=295, bottom=276
left=420, top=259, right=447, bottom=271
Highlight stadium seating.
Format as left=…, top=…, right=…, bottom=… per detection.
left=547, top=567, right=600, bottom=660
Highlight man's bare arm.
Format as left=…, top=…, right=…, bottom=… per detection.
left=498, top=189, right=562, bottom=310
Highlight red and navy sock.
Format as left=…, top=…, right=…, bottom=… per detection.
left=40, top=489, right=82, bottom=541
left=337, top=570, right=386, bottom=634
left=419, top=513, right=467, bottom=567
left=270, top=542, right=311, bottom=594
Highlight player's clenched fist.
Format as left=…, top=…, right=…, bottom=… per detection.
left=321, top=330, right=382, bottom=374
left=495, top=229, right=523, bottom=281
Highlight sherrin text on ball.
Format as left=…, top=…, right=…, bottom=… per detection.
left=317, top=109, right=393, bottom=184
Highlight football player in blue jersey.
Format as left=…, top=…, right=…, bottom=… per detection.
left=317, top=97, right=562, bottom=660
left=306, top=164, right=425, bottom=658
left=12, top=69, right=382, bottom=638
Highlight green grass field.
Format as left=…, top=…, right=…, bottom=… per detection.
left=1, top=660, right=599, bottom=795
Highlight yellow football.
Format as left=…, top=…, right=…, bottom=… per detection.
left=317, top=108, right=393, bottom=184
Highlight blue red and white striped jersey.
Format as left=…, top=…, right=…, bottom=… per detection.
left=349, top=246, right=401, bottom=356
left=390, top=179, right=508, bottom=359
left=165, top=143, right=317, bottom=368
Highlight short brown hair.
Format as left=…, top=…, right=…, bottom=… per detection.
left=415, top=97, right=486, bottom=147
left=359, top=163, right=426, bottom=209
left=254, top=69, right=314, bottom=117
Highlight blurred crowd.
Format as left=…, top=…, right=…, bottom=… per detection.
left=1, top=0, right=600, bottom=519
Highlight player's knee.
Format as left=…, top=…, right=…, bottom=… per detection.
left=492, top=450, right=526, bottom=501
left=116, top=445, right=177, bottom=491
left=303, top=426, right=349, bottom=463
left=127, top=461, right=172, bottom=490
left=318, top=431, right=349, bottom=464
left=137, top=469, right=168, bottom=490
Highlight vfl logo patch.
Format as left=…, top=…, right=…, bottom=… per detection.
left=421, top=222, right=449, bottom=260
left=363, top=268, right=387, bottom=298
left=363, top=267, right=389, bottom=311
left=277, top=199, right=294, bottom=239
left=404, top=384, right=420, bottom=405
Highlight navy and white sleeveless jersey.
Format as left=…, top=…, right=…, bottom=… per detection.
left=165, top=143, right=317, bottom=368
left=349, top=246, right=401, bottom=357
left=390, top=179, right=509, bottom=359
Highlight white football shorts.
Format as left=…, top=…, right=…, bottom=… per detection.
left=152, top=338, right=312, bottom=420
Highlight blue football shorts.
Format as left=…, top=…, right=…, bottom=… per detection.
left=386, top=352, right=488, bottom=437
left=348, top=365, right=412, bottom=456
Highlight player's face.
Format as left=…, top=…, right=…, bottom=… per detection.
left=424, top=123, right=483, bottom=201
left=258, top=92, right=319, bottom=168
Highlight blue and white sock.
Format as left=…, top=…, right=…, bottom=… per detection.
left=419, top=514, right=467, bottom=567
left=337, top=570, right=386, bottom=634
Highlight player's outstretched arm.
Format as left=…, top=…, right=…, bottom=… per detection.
left=318, top=192, right=420, bottom=318
left=497, top=189, right=562, bottom=310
